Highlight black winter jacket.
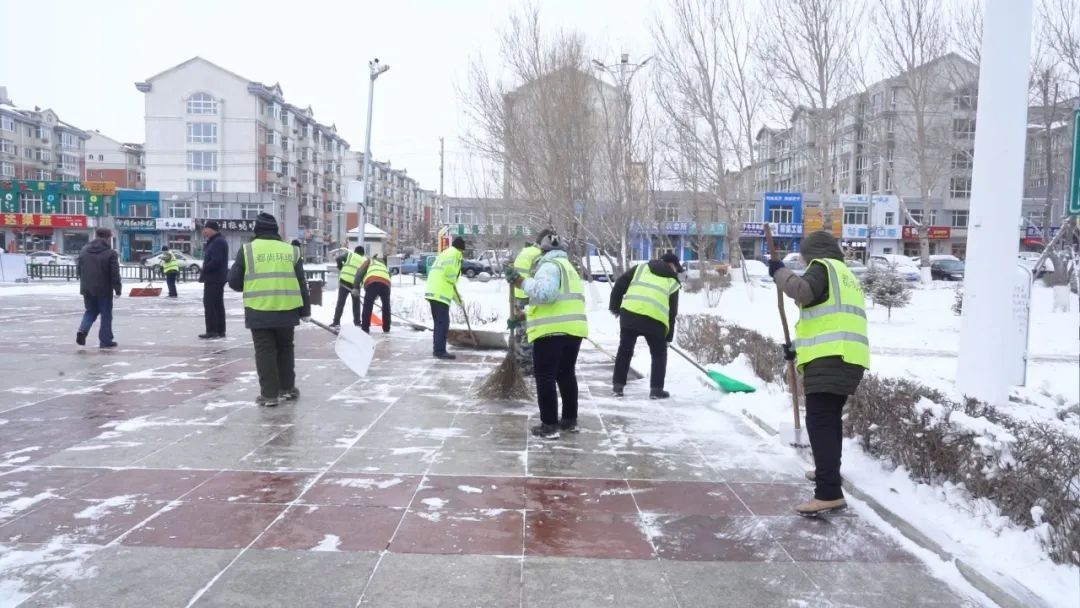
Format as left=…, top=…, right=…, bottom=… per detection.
left=772, top=232, right=866, bottom=396
left=609, top=260, right=680, bottom=341
left=199, top=233, right=229, bottom=284
left=77, top=239, right=121, bottom=298
left=227, top=236, right=311, bottom=330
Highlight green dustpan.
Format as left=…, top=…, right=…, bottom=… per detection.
left=670, top=345, right=757, bottom=393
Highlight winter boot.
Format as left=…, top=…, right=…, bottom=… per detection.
left=100, top=342, right=118, bottom=349
left=280, top=387, right=300, bottom=402
left=530, top=423, right=560, bottom=439
left=805, top=470, right=816, bottom=482
left=329, top=323, right=341, bottom=331
left=795, top=497, right=847, bottom=516
left=558, top=418, right=579, bottom=434
left=76, top=331, right=87, bottom=346
left=612, top=384, right=624, bottom=397
left=649, top=388, right=670, bottom=400
left=256, top=394, right=280, bottom=407
left=434, top=352, right=457, bottom=360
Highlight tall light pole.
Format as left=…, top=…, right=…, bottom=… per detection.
left=358, top=59, right=389, bottom=253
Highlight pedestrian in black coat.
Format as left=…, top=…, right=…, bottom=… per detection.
left=198, top=221, right=229, bottom=339
left=76, top=228, right=121, bottom=348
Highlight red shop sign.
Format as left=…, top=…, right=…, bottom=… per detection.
left=0, top=213, right=88, bottom=228
left=902, top=225, right=951, bottom=240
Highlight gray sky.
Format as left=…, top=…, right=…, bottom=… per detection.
left=3, top=0, right=657, bottom=197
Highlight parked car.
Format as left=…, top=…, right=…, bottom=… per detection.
left=844, top=259, right=868, bottom=278
left=683, top=260, right=721, bottom=280
left=27, top=251, right=76, bottom=266
left=930, top=259, right=965, bottom=281
left=1018, top=252, right=1054, bottom=277
left=584, top=255, right=617, bottom=281
left=142, top=251, right=202, bottom=273
left=868, top=254, right=921, bottom=282
left=461, top=259, right=493, bottom=278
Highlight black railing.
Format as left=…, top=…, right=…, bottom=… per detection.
left=28, top=264, right=326, bottom=284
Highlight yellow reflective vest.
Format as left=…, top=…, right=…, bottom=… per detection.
left=793, top=258, right=870, bottom=371
left=242, top=240, right=304, bottom=311
left=620, top=264, right=680, bottom=331
left=162, top=252, right=179, bottom=275
left=340, top=252, right=366, bottom=286
left=512, top=245, right=543, bottom=300
left=526, top=256, right=588, bottom=342
left=363, top=257, right=391, bottom=285
left=424, top=247, right=462, bottom=306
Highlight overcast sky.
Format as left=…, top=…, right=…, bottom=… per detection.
left=3, top=0, right=660, bottom=197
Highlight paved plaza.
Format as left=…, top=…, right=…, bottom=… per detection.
left=0, top=289, right=979, bottom=607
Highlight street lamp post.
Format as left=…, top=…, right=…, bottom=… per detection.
left=358, top=59, right=390, bottom=253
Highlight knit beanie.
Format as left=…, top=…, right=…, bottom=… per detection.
left=254, top=212, right=279, bottom=236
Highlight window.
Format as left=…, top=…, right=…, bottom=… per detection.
left=281, top=138, right=289, bottom=152
left=953, top=94, right=975, bottom=111
left=951, top=151, right=973, bottom=169
left=0, top=139, right=13, bottom=154
left=61, top=194, right=85, bottom=215
left=60, top=154, right=79, bottom=171
left=0, top=116, right=13, bottom=132
left=843, top=206, right=869, bottom=225
left=36, top=149, right=51, bottom=162
left=169, top=200, right=192, bottom=218
left=187, top=93, right=217, bottom=115
left=60, top=132, right=79, bottom=149
left=34, top=169, right=49, bottom=180
left=0, top=162, right=13, bottom=177
left=281, top=112, right=289, bottom=127
left=265, top=130, right=277, bottom=146
left=884, top=211, right=896, bottom=225
left=886, top=117, right=895, bottom=134
left=187, top=122, right=217, bottom=144
left=24, top=148, right=33, bottom=159
left=128, top=203, right=153, bottom=218
left=949, top=176, right=972, bottom=198
left=187, top=151, right=217, bottom=171
left=953, top=118, right=976, bottom=139
left=187, top=179, right=217, bottom=192
left=240, top=203, right=266, bottom=220
left=769, top=205, right=795, bottom=224
left=908, top=208, right=924, bottom=225
left=951, top=210, right=969, bottom=227
left=202, top=202, right=226, bottom=219
left=36, top=126, right=50, bottom=142
left=21, top=193, right=43, bottom=213
left=265, top=156, right=281, bottom=173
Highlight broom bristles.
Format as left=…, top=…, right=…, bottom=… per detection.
left=475, top=352, right=533, bottom=400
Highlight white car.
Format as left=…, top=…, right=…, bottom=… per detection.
left=142, top=251, right=202, bottom=273
left=869, top=254, right=921, bottom=282
left=1018, top=252, right=1054, bottom=276
left=684, top=260, right=721, bottom=280
left=27, top=251, right=76, bottom=266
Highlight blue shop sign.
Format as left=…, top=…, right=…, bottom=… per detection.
left=764, top=192, right=803, bottom=205
left=740, top=222, right=803, bottom=237
left=1025, top=225, right=1060, bottom=238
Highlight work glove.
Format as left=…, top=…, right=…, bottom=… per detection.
left=506, top=318, right=520, bottom=330
left=782, top=343, right=796, bottom=361
left=115, top=289, right=122, bottom=298
left=768, top=260, right=785, bottom=278
left=351, top=287, right=362, bottom=297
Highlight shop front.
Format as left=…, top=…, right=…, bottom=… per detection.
left=1, top=179, right=106, bottom=254
left=194, top=218, right=257, bottom=257
left=630, top=221, right=727, bottom=261
left=159, top=217, right=196, bottom=254
left=1021, top=225, right=1059, bottom=252
left=115, top=217, right=160, bottom=262
left=0, top=213, right=91, bottom=254
left=901, top=226, right=953, bottom=257
left=741, top=221, right=803, bottom=258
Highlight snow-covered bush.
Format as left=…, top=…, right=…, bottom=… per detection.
left=847, top=374, right=1080, bottom=565
left=675, top=315, right=784, bottom=383
left=865, top=264, right=912, bottom=320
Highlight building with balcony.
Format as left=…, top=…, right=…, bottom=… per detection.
left=85, top=131, right=144, bottom=189
left=342, top=154, right=438, bottom=251
left=0, top=87, right=89, bottom=186
left=135, top=57, right=348, bottom=260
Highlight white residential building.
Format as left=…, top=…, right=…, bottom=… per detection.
left=84, top=131, right=144, bottom=189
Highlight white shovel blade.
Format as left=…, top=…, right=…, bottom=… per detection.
left=335, top=325, right=375, bottom=377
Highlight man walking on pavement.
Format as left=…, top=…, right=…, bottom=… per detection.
left=198, top=221, right=229, bottom=339
left=360, top=254, right=392, bottom=334
left=505, top=229, right=588, bottom=439
left=160, top=245, right=179, bottom=297
left=76, top=227, right=122, bottom=349
left=227, top=212, right=310, bottom=407
left=609, top=252, right=682, bottom=399
left=331, top=246, right=366, bottom=329
left=770, top=230, right=869, bottom=516
left=509, top=240, right=543, bottom=375
left=425, top=237, right=465, bottom=359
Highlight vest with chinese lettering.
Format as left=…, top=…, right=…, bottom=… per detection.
left=242, top=240, right=303, bottom=311
left=793, top=258, right=870, bottom=371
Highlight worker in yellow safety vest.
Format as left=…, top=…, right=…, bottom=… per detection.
left=609, top=252, right=683, bottom=399
left=360, top=254, right=392, bottom=334
left=424, top=237, right=465, bottom=359
left=331, top=245, right=366, bottom=329
left=769, top=230, right=869, bottom=516
left=505, top=229, right=588, bottom=439
left=160, top=245, right=180, bottom=297
left=509, top=241, right=544, bottom=375
left=227, top=212, right=310, bottom=407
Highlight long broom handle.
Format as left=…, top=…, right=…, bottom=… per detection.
left=765, top=224, right=802, bottom=432
left=454, top=285, right=479, bottom=346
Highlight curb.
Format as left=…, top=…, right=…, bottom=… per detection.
left=739, top=409, right=1050, bottom=608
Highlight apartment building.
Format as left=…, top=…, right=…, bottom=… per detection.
left=0, top=87, right=89, bottom=185
left=85, top=131, right=144, bottom=189
left=1020, top=98, right=1077, bottom=250
left=343, top=153, right=437, bottom=250
left=136, top=57, right=349, bottom=260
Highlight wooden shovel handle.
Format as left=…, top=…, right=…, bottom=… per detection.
left=765, top=224, right=801, bottom=431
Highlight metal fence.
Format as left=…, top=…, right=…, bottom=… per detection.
left=27, top=264, right=326, bottom=284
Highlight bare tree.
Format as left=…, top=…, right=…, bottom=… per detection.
left=950, top=0, right=983, bottom=65
left=757, top=0, right=865, bottom=229
left=1041, top=0, right=1080, bottom=89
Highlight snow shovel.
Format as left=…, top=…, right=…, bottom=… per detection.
left=309, top=319, right=374, bottom=377
left=447, top=287, right=507, bottom=350
left=668, top=344, right=756, bottom=393
left=764, top=224, right=809, bottom=448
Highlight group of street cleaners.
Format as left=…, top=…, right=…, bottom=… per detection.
left=73, top=211, right=867, bottom=515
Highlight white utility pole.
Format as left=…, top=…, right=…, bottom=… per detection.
left=957, top=0, right=1033, bottom=404
left=358, top=59, right=390, bottom=252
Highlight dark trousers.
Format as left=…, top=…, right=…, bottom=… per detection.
left=78, top=295, right=114, bottom=346
left=332, top=283, right=360, bottom=326
left=613, top=326, right=668, bottom=389
left=251, top=327, right=296, bottom=399
left=165, top=272, right=178, bottom=297
left=805, top=392, right=848, bottom=501
left=361, top=283, right=391, bottom=333
left=429, top=300, right=450, bottom=355
left=532, top=335, right=582, bottom=425
left=202, top=283, right=226, bottom=335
